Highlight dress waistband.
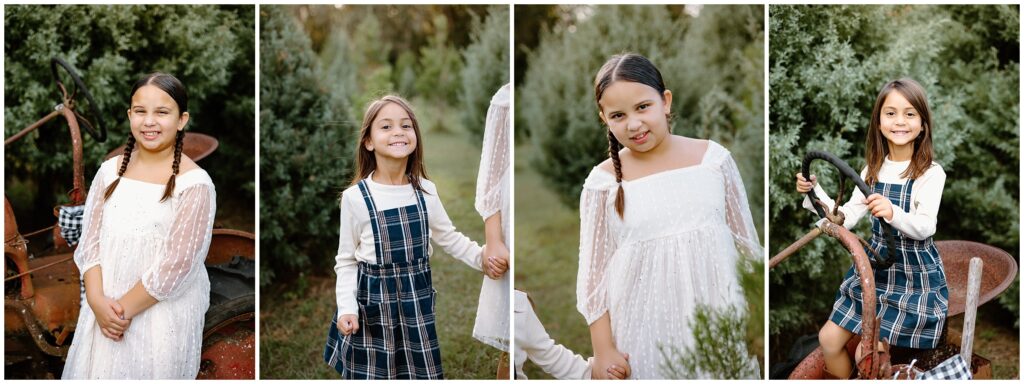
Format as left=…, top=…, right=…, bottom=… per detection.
left=358, top=256, right=431, bottom=277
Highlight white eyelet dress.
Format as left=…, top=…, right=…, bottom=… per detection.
left=576, top=140, right=761, bottom=379
left=62, top=156, right=216, bottom=379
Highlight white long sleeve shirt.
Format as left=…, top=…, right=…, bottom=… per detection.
left=334, top=175, right=483, bottom=318
left=514, top=290, right=592, bottom=380
left=802, top=157, right=946, bottom=240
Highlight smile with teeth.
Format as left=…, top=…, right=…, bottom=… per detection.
left=631, top=131, right=649, bottom=141
left=388, top=142, right=408, bottom=147
left=141, top=131, right=161, bottom=139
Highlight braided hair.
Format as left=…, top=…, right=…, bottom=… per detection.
left=104, top=72, right=189, bottom=202
left=594, top=53, right=669, bottom=218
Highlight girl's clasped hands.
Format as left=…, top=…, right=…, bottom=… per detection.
left=87, top=293, right=131, bottom=341
left=482, top=242, right=509, bottom=279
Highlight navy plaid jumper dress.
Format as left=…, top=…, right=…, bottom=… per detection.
left=829, top=178, right=949, bottom=349
left=324, top=179, right=443, bottom=379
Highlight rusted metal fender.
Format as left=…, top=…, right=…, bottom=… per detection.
left=820, top=220, right=888, bottom=379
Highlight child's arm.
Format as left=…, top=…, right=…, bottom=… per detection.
left=120, top=183, right=215, bottom=320
left=575, top=177, right=629, bottom=379
left=589, top=313, right=631, bottom=379
left=73, top=165, right=131, bottom=338
left=720, top=152, right=762, bottom=261
left=515, top=291, right=591, bottom=380
left=881, top=165, right=946, bottom=240
left=74, top=164, right=109, bottom=285
left=474, top=83, right=510, bottom=228
left=575, top=179, right=616, bottom=325
left=798, top=170, right=870, bottom=229
left=426, top=188, right=484, bottom=272
left=334, top=193, right=362, bottom=323
left=83, top=266, right=130, bottom=341
left=482, top=212, right=509, bottom=279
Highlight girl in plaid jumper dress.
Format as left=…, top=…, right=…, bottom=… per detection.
left=796, top=78, right=948, bottom=379
left=323, top=95, right=508, bottom=379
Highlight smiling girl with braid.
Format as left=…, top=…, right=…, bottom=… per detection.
left=577, top=53, right=761, bottom=379
left=63, top=73, right=216, bottom=379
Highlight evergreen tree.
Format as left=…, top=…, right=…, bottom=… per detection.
left=259, top=5, right=355, bottom=285
left=459, top=5, right=510, bottom=140
left=4, top=5, right=254, bottom=227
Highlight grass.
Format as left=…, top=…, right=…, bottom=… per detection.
left=513, top=143, right=765, bottom=379
left=513, top=144, right=592, bottom=379
left=259, top=104, right=503, bottom=379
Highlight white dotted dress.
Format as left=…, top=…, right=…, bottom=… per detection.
left=576, top=140, right=760, bottom=379
left=62, top=156, right=216, bottom=379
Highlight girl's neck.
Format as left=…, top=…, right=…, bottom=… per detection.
left=372, top=157, right=409, bottom=185
left=631, top=134, right=676, bottom=162
left=133, top=146, right=175, bottom=166
left=886, top=142, right=914, bottom=162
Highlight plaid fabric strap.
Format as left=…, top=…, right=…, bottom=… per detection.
left=58, top=205, right=85, bottom=245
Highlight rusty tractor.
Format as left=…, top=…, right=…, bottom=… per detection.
left=770, top=150, right=1016, bottom=380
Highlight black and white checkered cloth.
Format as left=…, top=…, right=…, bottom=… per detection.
left=918, top=354, right=972, bottom=380
left=58, top=205, right=85, bottom=246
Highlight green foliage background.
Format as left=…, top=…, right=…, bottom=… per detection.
left=768, top=4, right=1019, bottom=368
left=515, top=4, right=765, bottom=378
left=4, top=5, right=255, bottom=231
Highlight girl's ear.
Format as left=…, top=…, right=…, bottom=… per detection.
left=662, top=90, right=673, bottom=115
left=177, top=112, right=190, bottom=131
left=598, top=111, right=607, bottom=125
left=364, top=139, right=374, bottom=152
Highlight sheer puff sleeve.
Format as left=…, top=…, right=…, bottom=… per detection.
left=73, top=162, right=112, bottom=276
left=576, top=168, right=618, bottom=325
left=142, top=182, right=216, bottom=301
left=712, top=143, right=763, bottom=262
left=474, top=83, right=511, bottom=220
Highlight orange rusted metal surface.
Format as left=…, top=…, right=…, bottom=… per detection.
left=197, top=321, right=255, bottom=379
left=104, top=132, right=219, bottom=163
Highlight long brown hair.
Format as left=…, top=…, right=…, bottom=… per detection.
left=864, top=78, right=934, bottom=185
left=104, top=72, right=188, bottom=202
left=594, top=53, right=669, bottom=218
left=349, top=95, right=429, bottom=192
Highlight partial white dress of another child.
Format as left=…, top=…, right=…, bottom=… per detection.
left=63, top=155, right=215, bottom=379
left=576, top=140, right=761, bottom=379
left=472, top=83, right=511, bottom=351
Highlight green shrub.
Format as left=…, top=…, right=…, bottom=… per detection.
left=4, top=4, right=254, bottom=228
left=459, top=5, right=510, bottom=140
left=259, top=5, right=355, bottom=286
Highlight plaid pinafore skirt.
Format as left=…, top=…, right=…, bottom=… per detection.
left=324, top=180, right=443, bottom=379
left=829, top=179, right=948, bottom=349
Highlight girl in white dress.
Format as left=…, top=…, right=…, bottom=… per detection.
left=577, top=53, right=762, bottom=379
left=63, top=73, right=215, bottom=379
left=473, top=84, right=512, bottom=359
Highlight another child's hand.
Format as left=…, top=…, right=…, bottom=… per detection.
left=337, top=314, right=359, bottom=336
left=592, top=349, right=631, bottom=379
left=483, top=242, right=509, bottom=279
left=88, top=295, right=130, bottom=341
left=795, top=172, right=817, bottom=194
left=864, top=193, right=894, bottom=221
